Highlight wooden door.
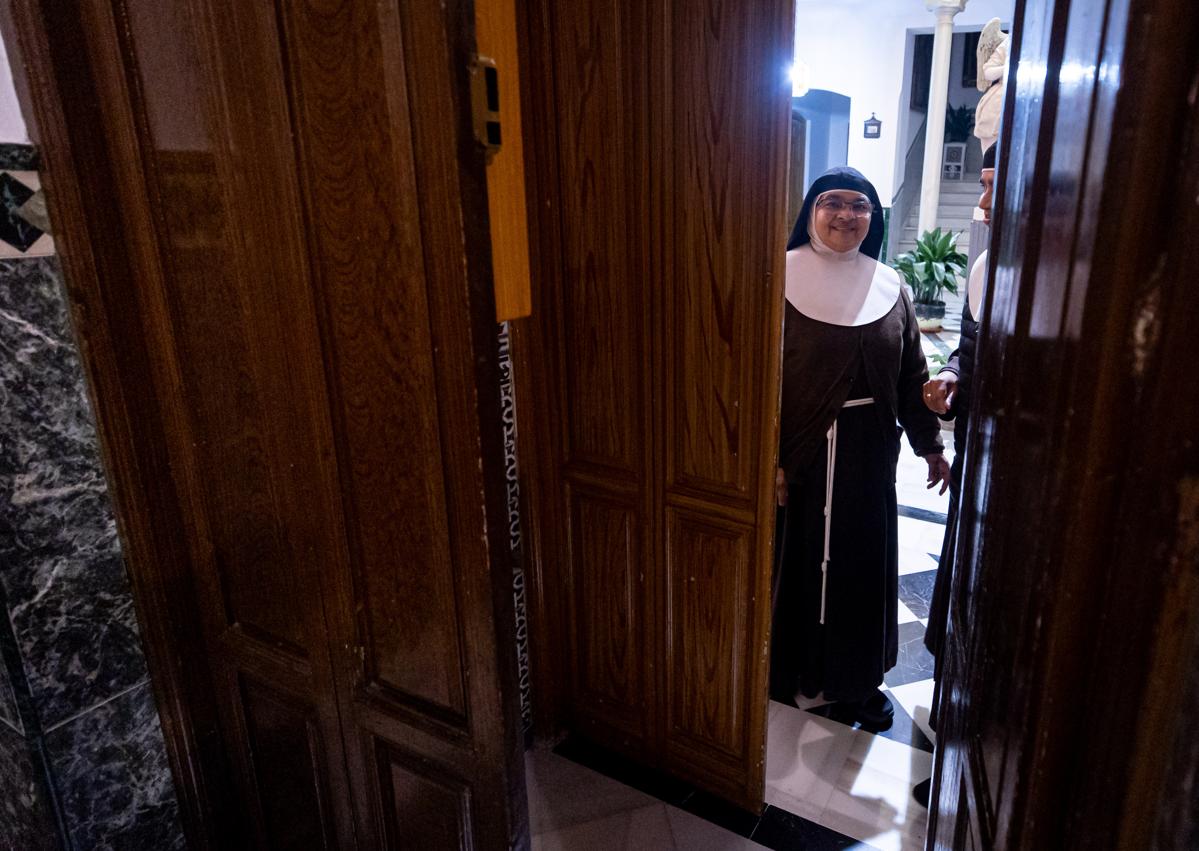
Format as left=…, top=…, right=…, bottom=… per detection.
left=930, top=0, right=1199, bottom=846
left=515, top=0, right=793, bottom=810
left=787, top=111, right=808, bottom=235
left=3, top=0, right=526, bottom=848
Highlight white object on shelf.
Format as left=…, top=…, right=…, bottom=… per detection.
left=942, top=142, right=966, bottom=181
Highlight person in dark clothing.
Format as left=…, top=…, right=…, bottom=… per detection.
left=771, top=167, right=950, bottom=730
left=913, top=143, right=997, bottom=808
left=922, top=144, right=996, bottom=664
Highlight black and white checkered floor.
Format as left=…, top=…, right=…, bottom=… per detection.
left=760, top=499, right=948, bottom=851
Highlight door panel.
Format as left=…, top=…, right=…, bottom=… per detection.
left=572, top=492, right=645, bottom=737
left=520, top=0, right=792, bottom=809
left=543, top=0, right=658, bottom=759
left=374, top=742, right=476, bottom=849
left=656, top=1, right=790, bottom=805
left=567, top=485, right=652, bottom=748
left=114, top=1, right=362, bottom=844
left=237, top=676, right=339, bottom=851
left=553, top=0, right=648, bottom=477
left=664, top=509, right=752, bottom=776
left=11, top=0, right=525, bottom=847
left=277, top=0, right=472, bottom=727
left=663, top=0, right=780, bottom=501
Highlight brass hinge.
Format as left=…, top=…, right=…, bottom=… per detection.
left=471, top=55, right=502, bottom=163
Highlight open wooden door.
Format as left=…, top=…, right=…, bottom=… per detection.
left=515, top=0, right=793, bottom=810
left=930, top=0, right=1199, bottom=846
left=4, top=0, right=527, bottom=848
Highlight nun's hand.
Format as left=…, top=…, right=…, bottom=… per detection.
left=924, top=453, right=951, bottom=496
left=922, top=373, right=958, bottom=415
left=775, top=467, right=788, bottom=507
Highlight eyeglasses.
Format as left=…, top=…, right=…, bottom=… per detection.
left=816, top=197, right=874, bottom=218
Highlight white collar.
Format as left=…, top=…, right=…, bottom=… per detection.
left=968, top=250, right=989, bottom=317
left=785, top=245, right=901, bottom=327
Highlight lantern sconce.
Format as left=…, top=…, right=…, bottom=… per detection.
left=864, top=113, right=882, bottom=139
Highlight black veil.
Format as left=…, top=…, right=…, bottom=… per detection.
left=786, top=166, right=885, bottom=260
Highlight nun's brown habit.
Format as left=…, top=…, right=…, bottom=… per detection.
left=771, top=168, right=943, bottom=703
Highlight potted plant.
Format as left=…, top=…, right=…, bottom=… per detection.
left=892, top=228, right=968, bottom=332
left=944, top=103, right=975, bottom=143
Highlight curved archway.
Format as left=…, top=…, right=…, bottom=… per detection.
left=793, top=89, right=851, bottom=193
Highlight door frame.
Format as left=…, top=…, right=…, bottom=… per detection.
left=0, top=3, right=227, bottom=842
left=0, top=1, right=527, bottom=846
left=506, top=0, right=569, bottom=742
left=929, top=0, right=1199, bottom=845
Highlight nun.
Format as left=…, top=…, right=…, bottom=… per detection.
left=770, top=167, right=950, bottom=728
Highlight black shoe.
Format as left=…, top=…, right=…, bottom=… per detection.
left=912, top=778, right=931, bottom=809
left=849, top=690, right=894, bottom=730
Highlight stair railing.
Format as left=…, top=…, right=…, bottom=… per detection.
left=888, top=117, right=927, bottom=261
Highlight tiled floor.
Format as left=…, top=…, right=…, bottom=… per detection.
left=528, top=749, right=766, bottom=850
left=529, top=742, right=871, bottom=850
left=527, top=318, right=962, bottom=850
left=761, top=499, right=946, bottom=851
left=756, top=319, right=958, bottom=851
left=529, top=495, right=951, bottom=850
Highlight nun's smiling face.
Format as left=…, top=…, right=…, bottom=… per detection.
left=813, top=190, right=872, bottom=253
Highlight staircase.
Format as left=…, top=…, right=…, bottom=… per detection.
left=895, top=175, right=980, bottom=258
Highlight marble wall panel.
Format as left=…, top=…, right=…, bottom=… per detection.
left=0, top=257, right=148, bottom=728
left=0, top=721, right=60, bottom=851
left=0, top=638, right=22, bottom=733
left=42, top=681, right=184, bottom=851
left=0, top=144, right=184, bottom=849
left=0, top=142, right=38, bottom=170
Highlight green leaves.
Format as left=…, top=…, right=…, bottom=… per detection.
left=891, top=228, right=968, bottom=305
left=944, top=104, right=976, bottom=143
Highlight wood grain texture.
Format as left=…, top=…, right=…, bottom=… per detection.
left=476, top=0, right=534, bottom=321
left=6, top=0, right=528, bottom=847
left=531, top=0, right=659, bottom=760
left=0, top=5, right=239, bottom=843
left=655, top=0, right=790, bottom=807
left=278, top=0, right=469, bottom=723
left=238, top=676, right=337, bottom=850
left=122, top=0, right=317, bottom=660
left=663, top=510, right=751, bottom=773
left=570, top=492, right=645, bottom=739
left=664, top=0, right=778, bottom=499
left=517, top=0, right=792, bottom=810
left=786, top=113, right=806, bottom=237
left=549, top=0, right=649, bottom=475
left=931, top=0, right=1199, bottom=848
left=506, top=0, right=576, bottom=740
left=375, top=742, right=475, bottom=851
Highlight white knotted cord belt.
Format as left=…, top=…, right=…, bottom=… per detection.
left=820, top=397, right=876, bottom=625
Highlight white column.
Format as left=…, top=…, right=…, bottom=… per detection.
left=918, top=0, right=967, bottom=237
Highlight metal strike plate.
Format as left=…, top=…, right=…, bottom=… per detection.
left=471, top=55, right=502, bottom=162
